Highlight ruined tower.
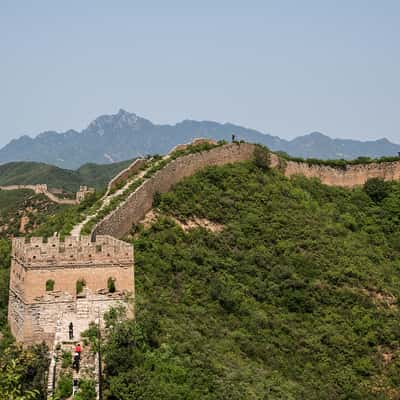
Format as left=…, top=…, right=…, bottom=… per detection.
left=8, top=235, right=134, bottom=345
left=76, top=185, right=95, bottom=203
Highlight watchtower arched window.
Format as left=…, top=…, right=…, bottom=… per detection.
left=46, top=279, right=55, bottom=291
left=76, top=279, right=86, bottom=295
left=107, top=277, right=116, bottom=293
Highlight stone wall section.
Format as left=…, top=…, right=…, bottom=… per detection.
left=93, top=144, right=400, bottom=239
left=106, top=159, right=148, bottom=195
left=168, top=138, right=218, bottom=154
left=9, top=289, right=128, bottom=345
left=286, top=159, right=400, bottom=187
left=0, top=184, right=48, bottom=194
left=0, top=184, right=86, bottom=205
left=268, top=154, right=400, bottom=187
left=7, top=290, right=25, bottom=342
left=92, top=143, right=256, bottom=238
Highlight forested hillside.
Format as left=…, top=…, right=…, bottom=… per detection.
left=0, top=190, right=68, bottom=238
left=102, top=161, right=400, bottom=399
left=0, top=159, right=132, bottom=192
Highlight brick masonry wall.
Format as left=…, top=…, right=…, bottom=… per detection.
left=0, top=184, right=77, bottom=205
left=21, top=261, right=133, bottom=303
left=93, top=144, right=400, bottom=239
left=286, top=159, right=400, bottom=187
left=268, top=154, right=400, bottom=187
left=8, top=289, right=128, bottom=345
left=93, top=143, right=257, bottom=238
left=106, top=158, right=148, bottom=195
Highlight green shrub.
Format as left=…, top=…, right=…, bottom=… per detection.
left=107, top=277, right=116, bottom=293
left=45, top=279, right=55, bottom=291
left=253, top=145, right=271, bottom=170
left=74, top=378, right=96, bottom=400
left=81, top=322, right=100, bottom=352
left=153, top=191, right=162, bottom=207
left=76, top=279, right=86, bottom=295
left=55, top=373, right=72, bottom=399
left=61, top=350, right=72, bottom=369
left=363, top=177, right=390, bottom=203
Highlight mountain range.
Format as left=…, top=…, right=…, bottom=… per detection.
left=1, top=109, right=399, bottom=169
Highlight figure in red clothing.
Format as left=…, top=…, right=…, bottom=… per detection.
left=75, top=343, right=82, bottom=359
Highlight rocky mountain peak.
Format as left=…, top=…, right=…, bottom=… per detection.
left=0, top=111, right=399, bottom=169
left=86, top=109, right=145, bottom=135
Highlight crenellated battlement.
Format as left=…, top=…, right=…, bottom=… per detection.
left=12, top=235, right=133, bottom=266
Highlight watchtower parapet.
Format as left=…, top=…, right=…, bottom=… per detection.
left=12, top=235, right=133, bottom=266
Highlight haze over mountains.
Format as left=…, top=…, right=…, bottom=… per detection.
left=1, top=109, right=399, bottom=169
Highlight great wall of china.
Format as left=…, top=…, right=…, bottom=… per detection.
left=6, top=139, right=400, bottom=398
left=90, top=142, right=400, bottom=239
left=0, top=184, right=94, bottom=205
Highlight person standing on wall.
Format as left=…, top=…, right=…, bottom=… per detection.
left=73, top=352, right=80, bottom=372
left=75, top=343, right=82, bottom=359
left=69, top=322, right=74, bottom=340
left=72, top=378, right=79, bottom=395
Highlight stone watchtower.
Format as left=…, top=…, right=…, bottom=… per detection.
left=8, top=235, right=134, bottom=345
left=76, top=185, right=95, bottom=203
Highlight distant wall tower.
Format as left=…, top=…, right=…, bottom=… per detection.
left=34, top=184, right=48, bottom=194
left=8, top=235, right=134, bottom=345
left=76, top=186, right=95, bottom=203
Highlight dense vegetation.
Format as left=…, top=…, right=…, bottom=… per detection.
left=101, top=161, right=400, bottom=399
left=0, top=190, right=67, bottom=238
left=0, top=159, right=132, bottom=192
left=0, top=342, right=50, bottom=400
left=0, top=238, right=11, bottom=328
left=31, top=191, right=102, bottom=239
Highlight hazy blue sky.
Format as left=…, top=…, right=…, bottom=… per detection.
left=1, top=0, right=399, bottom=147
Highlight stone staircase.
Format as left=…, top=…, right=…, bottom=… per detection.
left=47, top=313, right=64, bottom=398
left=76, top=299, right=90, bottom=319
left=47, top=310, right=100, bottom=399
left=70, top=158, right=158, bottom=237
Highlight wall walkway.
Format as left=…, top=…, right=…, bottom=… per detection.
left=0, top=184, right=77, bottom=205
left=92, top=143, right=400, bottom=239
